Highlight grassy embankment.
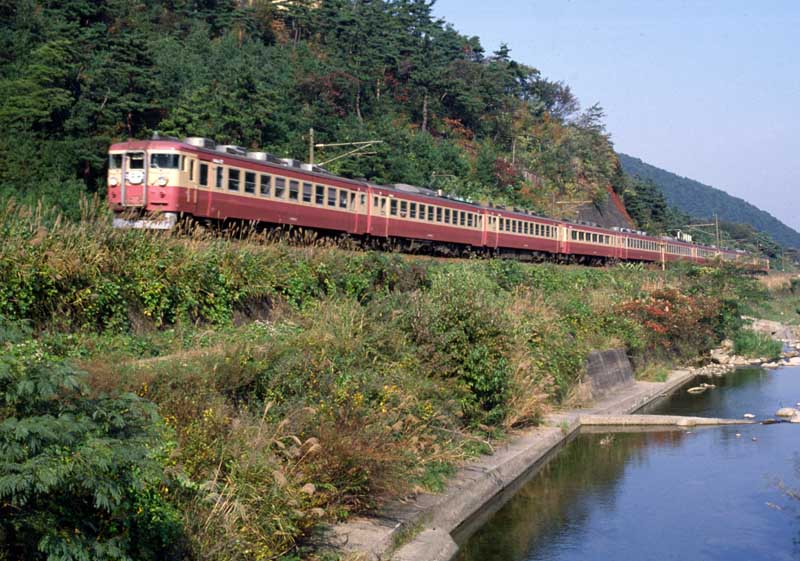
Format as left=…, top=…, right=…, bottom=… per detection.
left=751, top=273, right=800, bottom=326
left=0, top=201, right=771, bottom=560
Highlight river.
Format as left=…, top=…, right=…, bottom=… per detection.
left=454, top=366, right=800, bottom=561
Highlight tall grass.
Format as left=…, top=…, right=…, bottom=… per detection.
left=733, top=329, right=783, bottom=359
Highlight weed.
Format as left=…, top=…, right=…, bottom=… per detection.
left=733, top=329, right=783, bottom=359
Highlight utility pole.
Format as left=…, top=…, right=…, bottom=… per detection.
left=309, top=127, right=315, bottom=165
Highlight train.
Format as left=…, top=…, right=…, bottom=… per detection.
left=107, top=135, right=769, bottom=272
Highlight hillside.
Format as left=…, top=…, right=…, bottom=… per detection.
left=619, top=153, right=800, bottom=248
left=0, top=0, right=620, bottom=223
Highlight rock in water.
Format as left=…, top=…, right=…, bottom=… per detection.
left=776, top=407, right=799, bottom=418
left=790, top=415, right=800, bottom=424
left=743, top=413, right=756, bottom=419
left=687, top=386, right=707, bottom=394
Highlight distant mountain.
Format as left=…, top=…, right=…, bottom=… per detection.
left=618, top=153, right=800, bottom=249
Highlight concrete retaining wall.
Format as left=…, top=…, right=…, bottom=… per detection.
left=585, top=349, right=635, bottom=398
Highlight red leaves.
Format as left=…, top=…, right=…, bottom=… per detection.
left=620, top=289, right=720, bottom=354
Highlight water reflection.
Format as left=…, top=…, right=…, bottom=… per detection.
left=455, top=367, right=800, bottom=561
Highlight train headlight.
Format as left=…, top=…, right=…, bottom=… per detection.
left=157, top=176, right=168, bottom=186
left=109, top=177, right=119, bottom=186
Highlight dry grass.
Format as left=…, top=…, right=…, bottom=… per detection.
left=759, top=273, right=798, bottom=292
left=503, top=290, right=558, bottom=428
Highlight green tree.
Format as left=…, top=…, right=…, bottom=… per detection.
left=0, top=339, right=185, bottom=561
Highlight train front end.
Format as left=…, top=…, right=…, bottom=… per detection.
left=107, top=138, right=188, bottom=229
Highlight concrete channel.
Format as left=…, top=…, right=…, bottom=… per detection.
left=325, top=348, right=779, bottom=561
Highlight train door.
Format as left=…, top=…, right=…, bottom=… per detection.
left=121, top=151, right=147, bottom=207
left=185, top=156, right=198, bottom=215
left=485, top=214, right=498, bottom=248
left=355, top=191, right=366, bottom=234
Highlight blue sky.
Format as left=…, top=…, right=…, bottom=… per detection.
left=433, top=0, right=800, bottom=231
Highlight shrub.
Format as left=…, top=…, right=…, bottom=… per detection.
left=619, top=288, right=722, bottom=360
left=406, top=268, right=511, bottom=424
left=0, top=341, right=185, bottom=561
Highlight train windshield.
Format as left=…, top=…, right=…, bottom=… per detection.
left=128, top=152, right=145, bottom=169
left=150, top=153, right=180, bottom=169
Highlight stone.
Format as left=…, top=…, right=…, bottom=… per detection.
left=710, top=349, right=730, bottom=364
left=776, top=407, right=798, bottom=418
left=687, top=386, right=707, bottom=394
left=743, top=413, right=756, bottom=419
left=790, top=415, right=800, bottom=424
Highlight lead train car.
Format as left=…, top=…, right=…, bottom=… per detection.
left=107, top=136, right=769, bottom=272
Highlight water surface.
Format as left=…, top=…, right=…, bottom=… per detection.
left=455, top=366, right=800, bottom=561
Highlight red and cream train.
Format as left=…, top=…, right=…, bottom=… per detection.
left=107, top=136, right=769, bottom=271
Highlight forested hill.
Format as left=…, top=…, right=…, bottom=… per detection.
left=619, top=154, right=800, bottom=249
left=0, top=0, right=623, bottom=221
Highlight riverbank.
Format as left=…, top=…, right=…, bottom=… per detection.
left=332, top=323, right=798, bottom=561
left=0, top=205, right=783, bottom=560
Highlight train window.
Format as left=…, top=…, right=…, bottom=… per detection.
left=128, top=153, right=145, bottom=169
left=467, top=214, right=473, bottom=228
left=315, top=185, right=324, bottom=204
left=459, top=212, right=465, bottom=226
left=328, top=187, right=337, bottom=207
left=274, top=177, right=286, bottom=198
left=245, top=172, right=256, bottom=194
left=289, top=180, right=299, bottom=201
left=360, top=194, right=366, bottom=208
left=260, top=174, right=271, bottom=196
left=381, top=198, right=387, bottom=214
left=215, top=167, right=223, bottom=189
left=339, top=190, right=347, bottom=208
left=109, top=154, right=122, bottom=169
left=181, top=156, right=186, bottom=171
left=571, top=230, right=577, bottom=241
left=499, top=218, right=504, bottom=231
left=199, top=164, right=208, bottom=187
left=150, top=153, right=180, bottom=169
left=350, top=193, right=356, bottom=209
left=189, top=160, right=194, bottom=181
left=389, top=199, right=397, bottom=215
left=303, top=182, right=312, bottom=203
left=419, top=204, right=425, bottom=219
left=444, top=209, right=451, bottom=224
left=410, top=202, right=417, bottom=219
left=428, top=206, right=434, bottom=221
left=436, top=207, right=442, bottom=222
left=400, top=201, right=407, bottom=217
left=228, top=169, right=240, bottom=191
left=592, top=233, right=598, bottom=243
